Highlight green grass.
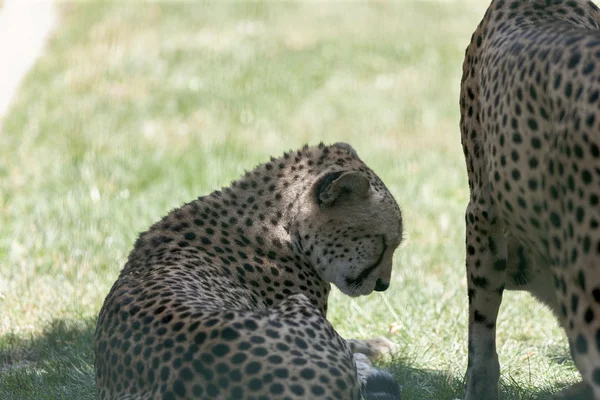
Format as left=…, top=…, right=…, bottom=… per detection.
left=0, top=1, right=582, bottom=399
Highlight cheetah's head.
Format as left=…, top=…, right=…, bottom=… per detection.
left=293, top=147, right=403, bottom=297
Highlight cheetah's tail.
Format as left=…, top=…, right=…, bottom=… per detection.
left=363, top=369, right=402, bottom=400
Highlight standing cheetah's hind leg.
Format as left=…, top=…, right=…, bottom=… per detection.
left=463, top=200, right=507, bottom=400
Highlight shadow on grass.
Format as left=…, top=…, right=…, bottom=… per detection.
left=0, top=318, right=579, bottom=400
left=385, top=355, right=578, bottom=400
left=0, top=318, right=97, bottom=400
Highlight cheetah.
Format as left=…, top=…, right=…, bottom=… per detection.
left=94, top=142, right=403, bottom=400
left=460, top=0, right=600, bottom=398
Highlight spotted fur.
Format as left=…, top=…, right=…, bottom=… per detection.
left=95, top=142, right=403, bottom=399
left=460, top=1, right=600, bottom=398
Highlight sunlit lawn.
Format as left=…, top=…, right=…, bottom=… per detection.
left=0, top=1, right=582, bottom=399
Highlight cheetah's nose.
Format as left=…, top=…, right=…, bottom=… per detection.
left=374, top=279, right=390, bottom=292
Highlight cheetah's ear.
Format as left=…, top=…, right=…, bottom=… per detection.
left=316, top=171, right=370, bottom=206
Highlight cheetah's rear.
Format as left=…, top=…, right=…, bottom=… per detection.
left=460, top=1, right=600, bottom=399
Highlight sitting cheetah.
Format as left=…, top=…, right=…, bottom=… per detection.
left=95, top=142, right=403, bottom=399
left=460, top=0, right=600, bottom=398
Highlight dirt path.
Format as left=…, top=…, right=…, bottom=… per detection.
left=0, top=0, right=57, bottom=120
